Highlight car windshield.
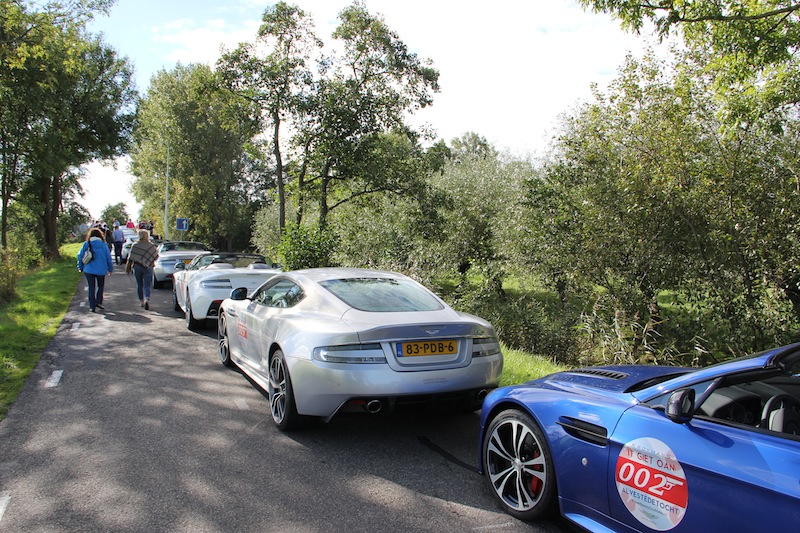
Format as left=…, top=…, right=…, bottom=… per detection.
left=196, top=254, right=265, bottom=268
left=162, top=242, right=208, bottom=252
left=320, top=278, right=443, bottom=312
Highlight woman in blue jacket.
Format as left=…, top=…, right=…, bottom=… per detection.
left=77, top=227, right=115, bottom=312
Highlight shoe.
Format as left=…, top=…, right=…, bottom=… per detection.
left=140, top=300, right=145, bottom=307
left=144, top=300, right=149, bottom=310
left=90, top=308, right=96, bottom=313
left=96, top=304, right=104, bottom=310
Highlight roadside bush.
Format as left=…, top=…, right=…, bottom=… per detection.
left=0, top=249, right=22, bottom=304
left=277, top=223, right=338, bottom=270
left=452, top=279, right=581, bottom=366
left=7, top=230, right=44, bottom=270
left=251, top=202, right=284, bottom=261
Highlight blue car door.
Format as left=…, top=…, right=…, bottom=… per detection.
left=607, top=403, right=800, bottom=532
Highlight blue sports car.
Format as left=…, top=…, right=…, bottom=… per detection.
left=478, top=343, right=800, bottom=532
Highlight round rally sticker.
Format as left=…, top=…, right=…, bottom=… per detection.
left=615, top=437, right=688, bottom=531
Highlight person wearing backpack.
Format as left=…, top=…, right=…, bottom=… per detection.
left=77, top=227, right=114, bottom=312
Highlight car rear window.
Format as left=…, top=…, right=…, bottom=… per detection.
left=163, top=242, right=208, bottom=251
left=320, top=278, right=444, bottom=312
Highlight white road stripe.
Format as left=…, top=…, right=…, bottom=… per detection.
left=79, top=302, right=85, bottom=307
left=0, top=491, right=10, bottom=522
left=45, top=370, right=63, bottom=388
left=71, top=323, right=80, bottom=330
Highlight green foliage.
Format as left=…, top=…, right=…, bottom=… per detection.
left=5, top=201, right=44, bottom=268
left=100, top=202, right=129, bottom=226
left=57, top=200, right=91, bottom=244
left=0, top=248, right=21, bottom=304
left=452, top=274, right=581, bottom=366
left=519, top=49, right=800, bottom=362
left=131, top=63, right=261, bottom=250
left=578, top=2, right=800, bottom=115
left=277, top=223, right=337, bottom=270
left=251, top=201, right=290, bottom=261
left=1, top=0, right=136, bottom=259
left=0, top=242, right=81, bottom=420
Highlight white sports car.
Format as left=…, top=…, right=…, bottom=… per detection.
left=172, top=252, right=281, bottom=330
left=153, top=241, right=213, bottom=289
left=217, top=268, right=504, bottom=430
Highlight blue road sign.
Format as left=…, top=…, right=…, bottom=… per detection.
left=176, top=218, right=188, bottom=231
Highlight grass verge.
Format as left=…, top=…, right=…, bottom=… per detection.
left=0, top=242, right=565, bottom=421
left=500, top=344, right=567, bottom=387
left=0, top=243, right=81, bottom=421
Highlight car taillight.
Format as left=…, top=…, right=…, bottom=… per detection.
left=472, top=337, right=501, bottom=357
left=200, top=279, right=232, bottom=289
left=313, top=343, right=387, bottom=364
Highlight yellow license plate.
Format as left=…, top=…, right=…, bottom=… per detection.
left=397, top=340, right=457, bottom=357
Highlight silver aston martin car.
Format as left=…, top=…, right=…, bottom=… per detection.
left=217, top=268, right=503, bottom=430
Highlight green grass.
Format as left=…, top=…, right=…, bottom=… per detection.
left=0, top=242, right=563, bottom=421
left=0, top=243, right=81, bottom=420
left=500, top=344, right=567, bottom=387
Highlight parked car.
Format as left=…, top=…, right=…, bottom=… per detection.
left=217, top=268, right=503, bottom=430
left=119, top=229, right=155, bottom=263
left=478, top=343, right=800, bottom=531
left=173, top=252, right=280, bottom=329
left=152, top=241, right=213, bottom=289
left=119, top=233, right=138, bottom=262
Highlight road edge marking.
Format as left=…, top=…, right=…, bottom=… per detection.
left=45, top=370, right=63, bottom=388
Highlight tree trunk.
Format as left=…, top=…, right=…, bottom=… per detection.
left=272, top=110, right=285, bottom=232
left=318, top=161, right=332, bottom=229
left=39, top=174, right=61, bottom=261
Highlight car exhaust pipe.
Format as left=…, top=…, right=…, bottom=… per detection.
left=477, top=389, right=489, bottom=401
left=366, top=399, right=383, bottom=414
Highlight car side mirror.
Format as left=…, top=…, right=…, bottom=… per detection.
left=665, top=388, right=695, bottom=424
left=174, top=262, right=185, bottom=271
left=230, top=287, right=248, bottom=301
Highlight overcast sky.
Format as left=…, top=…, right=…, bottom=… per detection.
left=81, top=0, right=655, bottom=220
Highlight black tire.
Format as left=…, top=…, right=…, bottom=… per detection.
left=185, top=294, right=204, bottom=331
left=268, top=350, right=302, bottom=431
left=217, top=311, right=235, bottom=368
left=153, top=278, right=163, bottom=290
left=172, top=286, right=181, bottom=312
left=482, top=409, right=557, bottom=521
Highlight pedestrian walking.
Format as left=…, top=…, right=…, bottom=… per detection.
left=112, top=222, right=125, bottom=264
left=126, top=229, right=159, bottom=310
left=104, top=223, right=114, bottom=252
left=76, top=227, right=114, bottom=312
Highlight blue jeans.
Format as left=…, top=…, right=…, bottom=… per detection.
left=84, top=272, right=105, bottom=310
left=133, top=264, right=154, bottom=301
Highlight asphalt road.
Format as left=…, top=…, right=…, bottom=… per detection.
left=0, top=267, right=569, bottom=532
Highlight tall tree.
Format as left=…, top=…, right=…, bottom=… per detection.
left=0, top=0, right=133, bottom=259
left=131, top=64, right=261, bottom=251
left=302, top=1, right=440, bottom=228
left=217, top=1, right=321, bottom=233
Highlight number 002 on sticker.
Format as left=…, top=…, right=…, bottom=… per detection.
left=615, top=437, right=688, bottom=531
